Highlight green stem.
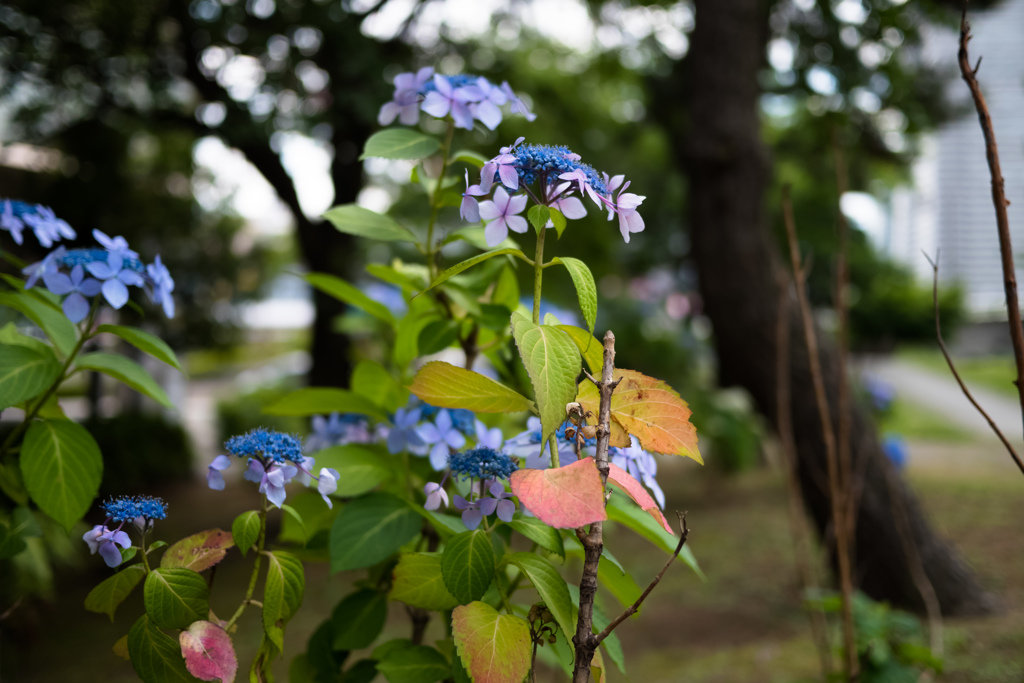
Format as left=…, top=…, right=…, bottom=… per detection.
left=548, top=434, right=560, bottom=469
left=225, top=495, right=268, bottom=631
left=532, top=228, right=547, bottom=324
left=426, top=119, right=456, bottom=279
left=139, top=533, right=151, bottom=574
left=0, top=300, right=99, bottom=460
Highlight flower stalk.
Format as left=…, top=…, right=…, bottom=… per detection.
left=225, top=494, right=268, bottom=632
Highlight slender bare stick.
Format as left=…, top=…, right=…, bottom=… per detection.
left=593, top=512, right=689, bottom=643
left=958, top=8, right=1024, bottom=440
left=782, top=186, right=859, bottom=681
left=776, top=274, right=833, bottom=680
left=924, top=252, right=1024, bottom=473
left=571, top=331, right=619, bottom=683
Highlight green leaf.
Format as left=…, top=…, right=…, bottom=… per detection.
left=441, top=226, right=519, bottom=251
left=0, top=344, right=61, bottom=410
left=76, top=352, right=173, bottom=409
left=0, top=321, right=52, bottom=354
left=0, top=522, right=26, bottom=559
left=376, top=645, right=450, bottom=683
left=502, top=552, right=575, bottom=640
left=550, top=257, right=598, bottom=334
left=366, top=263, right=426, bottom=291
left=0, top=291, right=77, bottom=357
left=97, top=324, right=183, bottom=372
left=606, top=493, right=703, bottom=579
left=329, top=493, right=421, bottom=573
left=263, top=550, right=305, bottom=650
left=556, top=325, right=603, bottom=375
left=232, top=511, right=261, bottom=557
left=451, top=602, right=532, bottom=683
left=527, top=205, right=550, bottom=234
left=331, top=589, right=387, bottom=650
left=85, top=565, right=146, bottom=621
left=263, top=387, right=388, bottom=421
left=441, top=530, right=495, bottom=604
left=393, top=297, right=438, bottom=370
left=451, top=149, right=488, bottom=167
left=21, top=419, right=102, bottom=531
left=127, top=615, right=198, bottom=683
left=143, top=568, right=209, bottom=630
left=322, top=204, right=417, bottom=243
left=409, top=361, right=535, bottom=414
left=310, top=444, right=392, bottom=497
left=390, top=552, right=460, bottom=611
left=548, top=208, right=567, bottom=238
left=278, top=491, right=334, bottom=544
left=597, top=557, right=642, bottom=609
left=510, top=313, right=582, bottom=442
left=508, top=518, right=564, bottom=559
left=417, top=319, right=459, bottom=355
left=160, top=529, right=235, bottom=572
left=307, top=273, right=395, bottom=325
left=421, top=248, right=531, bottom=294
left=361, top=129, right=440, bottom=160
left=352, top=359, right=406, bottom=411
left=491, top=266, right=520, bottom=312
left=280, top=505, right=305, bottom=542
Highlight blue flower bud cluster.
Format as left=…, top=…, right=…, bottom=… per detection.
left=101, top=495, right=168, bottom=522
left=225, top=428, right=304, bottom=464
left=448, top=447, right=519, bottom=481
left=513, top=145, right=608, bottom=196
left=59, top=248, right=146, bottom=273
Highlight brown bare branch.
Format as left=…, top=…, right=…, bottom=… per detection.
left=958, top=8, right=1024, bottom=444
left=924, top=252, right=1024, bottom=473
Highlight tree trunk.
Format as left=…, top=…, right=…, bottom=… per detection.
left=666, top=0, right=998, bottom=615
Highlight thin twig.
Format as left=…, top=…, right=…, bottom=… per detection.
left=782, top=186, right=859, bottom=681
left=594, top=512, right=689, bottom=643
left=958, top=7, right=1024, bottom=443
left=924, top=252, right=1024, bottom=473
left=776, top=274, right=833, bottom=680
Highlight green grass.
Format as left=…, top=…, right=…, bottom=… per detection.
left=878, top=396, right=973, bottom=443
left=899, top=346, right=1018, bottom=397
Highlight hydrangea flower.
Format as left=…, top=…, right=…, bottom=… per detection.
left=22, top=233, right=176, bottom=321
left=448, top=447, right=519, bottom=481
left=610, top=436, right=664, bottom=509
left=378, top=69, right=534, bottom=131
left=208, top=428, right=340, bottom=508
left=388, top=405, right=427, bottom=455
left=305, top=413, right=374, bottom=453
left=0, top=200, right=76, bottom=247
left=505, top=416, right=579, bottom=469
left=84, top=495, right=168, bottom=568
left=453, top=482, right=516, bottom=529
left=423, top=480, right=449, bottom=510
left=417, top=409, right=467, bottom=470
left=474, top=420, right=504, bottom=451
left=466, top=143, right=645, bottom=247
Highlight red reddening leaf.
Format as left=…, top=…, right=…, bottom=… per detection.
left=606, top=462, right=673, bottom=535
left=577, top=369, right=702, bottom=463
left=510, top=458, right=607, bottom=529
left=179, top=620, right=237, bottom=683
left=161, top=529, right=235, bottom=572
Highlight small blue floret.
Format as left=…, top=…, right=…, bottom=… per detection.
left=225, top=427, right=304, bottom=464
left=448, top=447, right=519, bottom=481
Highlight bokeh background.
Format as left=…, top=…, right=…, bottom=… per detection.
left=1, top=0, right=1024, bottom=680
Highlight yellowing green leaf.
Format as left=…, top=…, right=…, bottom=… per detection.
left=390, top=553, right=460, bottom=611
left=452, top=602, right=531, bottom=683
left=409, top=361, right=534, bottom=414
left=556, top=325, right=603, bottom=376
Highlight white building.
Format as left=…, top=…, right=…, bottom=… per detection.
left=888, top=0, right=1024, bottom=316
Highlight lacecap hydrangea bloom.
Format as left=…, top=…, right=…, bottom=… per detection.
left=21, top=227, right=176, bottom=322
left=463, top=139, right=646, bottom=247
left=378, top=67, right=535, bottom=131
left=424, top=447, right=520, bottom=530
left=83, top=495, right=168, bottom=568
left=207, top=428, right=340, bottom=508
left=1, top=199, right=76, bottom=247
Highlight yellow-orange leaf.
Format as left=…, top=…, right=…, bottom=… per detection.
left=578, top=369, right=701, bottom=463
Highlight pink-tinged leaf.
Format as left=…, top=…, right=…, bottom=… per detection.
left=606, top=462, right=673, bottom=535
left=161, top=529, right=235, bottom=572
left=452, top=601, right=531, bottom=683
left=180, top=620, right=238, bottom=683
left=510, top=458, right=607, bottom=529
left=577, top=368, right=702, bottom=463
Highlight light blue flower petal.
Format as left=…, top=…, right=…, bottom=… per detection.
left=62, top=293, right=90, bottom=323
left=102, top=278, right=129, bottom=309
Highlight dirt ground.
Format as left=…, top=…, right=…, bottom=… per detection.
left=2, top=441, right=1023, bottom=683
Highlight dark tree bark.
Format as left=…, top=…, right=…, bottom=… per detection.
left=662, top=0, right=998, bottom=615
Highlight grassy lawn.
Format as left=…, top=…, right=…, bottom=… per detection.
left=899, top=346, right=1018, bottom=398
left=878, top=396, right=974, bottom=443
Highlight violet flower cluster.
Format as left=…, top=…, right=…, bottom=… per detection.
left=1, top=200, right=76, bottom=247
left=461, top=139, right=646, bottom=247
left=378, top=67, right=535, bottom=131
left=83, top=495, right=167, bottom=568
left=206, top=428, right=339, bottom=509
left=425, top=447, right=519, bottom=530
left=22, top=228, right=175, bottom=322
